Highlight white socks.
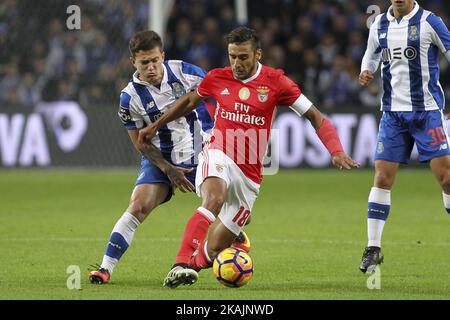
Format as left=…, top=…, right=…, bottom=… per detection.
left=367, top=187, right=391, bottom=248
left=101, top=212, right=140, bottom=274
left=442, top=192, right=450, bottom=214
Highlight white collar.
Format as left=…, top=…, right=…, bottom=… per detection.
left=237, top=62, right=262, bottom=84
left=387, top=1, right=420, bottom=22
left=132, top=63, right=167, bottom=88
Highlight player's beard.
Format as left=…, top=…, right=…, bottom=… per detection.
left=233, top=68, right=246, bottom=80
left=234, top=61, right=257, bottom=80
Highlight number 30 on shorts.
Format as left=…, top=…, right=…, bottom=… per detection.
left=232, top=206, right=251, bottom=227
left=428, top=126, right=447, bottom=146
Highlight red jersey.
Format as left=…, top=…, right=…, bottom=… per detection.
left=197, top=63, right=301, bottom=184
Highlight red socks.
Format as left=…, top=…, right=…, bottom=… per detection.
left=189, top=240, right=212, bottom=271
left=175, top=208, right=215, bottom=265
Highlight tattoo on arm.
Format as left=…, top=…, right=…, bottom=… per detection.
left=139, top=143, right=170, bottom=173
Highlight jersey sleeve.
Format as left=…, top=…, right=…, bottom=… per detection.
left=196, top=71, right=215, bottom=97
left=427, top=13, right=450, bottom=53
left=276, top=74, right=302, bottom=106
left=118, top=91, right=140, bottom=130
left=361, top=18, right=381, bottom=73
left=181, top=61, right=206, bottom=91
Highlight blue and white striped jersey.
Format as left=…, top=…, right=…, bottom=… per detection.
left=118, top=60, right=214, bottom=165
left=361, top=2, right=450, bottom=111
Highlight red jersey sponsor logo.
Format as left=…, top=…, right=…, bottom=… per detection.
left=220, top=102, right=266, bottom=126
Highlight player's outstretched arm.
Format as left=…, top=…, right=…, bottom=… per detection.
left=303, top=106, right=360, bottom=170
left=129, top=130, right=194, bottom=192
left=138, top=91, right=205, bottom=147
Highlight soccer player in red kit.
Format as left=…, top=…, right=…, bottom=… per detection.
left=139, top=27, right=359, bottom=288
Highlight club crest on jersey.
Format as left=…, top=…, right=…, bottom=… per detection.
left=257, top=86, right=270, bottom=102
left=238, top=87, right=250, bottom=101
left=408, top=26, right=419, bottom=41
left=172, top=82, right=186, bottom=99
left=215, top=163, right=225, bottom=173
left=146, top=101, right=155, bottom=110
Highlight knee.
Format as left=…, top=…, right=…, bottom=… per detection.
left=127, top=200, right=155, bottom=222
left=202, top=193, right=226, bottom=215
left=374, top=171, right=395, bottom=189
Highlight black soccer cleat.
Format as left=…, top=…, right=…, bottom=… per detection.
left=359, top=246, right=384, bottom=273
left=163, top=265, right=198, bottom=288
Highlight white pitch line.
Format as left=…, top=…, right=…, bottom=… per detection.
left=2, top=237, right=449, bottom=247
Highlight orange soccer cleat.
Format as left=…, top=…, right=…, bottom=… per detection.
left=231, top=231, right=251, bottom=253
left=88, top=265, right=111, bottom=284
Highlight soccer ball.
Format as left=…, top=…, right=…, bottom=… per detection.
left=213, top=247, right=253, bottom=288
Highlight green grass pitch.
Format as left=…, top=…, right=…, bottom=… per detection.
left=0, top=169, right=449, bottom=299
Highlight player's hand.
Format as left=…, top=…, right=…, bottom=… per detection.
left=446, top=113, right=450, bottom=120
left=332, top=152, right=360, bottom=170
left=165, top=165, right=195, bottom=193
left=359, top=70, right=374, bottom=86
left=138, top=125, right=158, bottom=147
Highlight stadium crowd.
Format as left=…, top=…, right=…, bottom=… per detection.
left=1, top=0, right=449, bottom=110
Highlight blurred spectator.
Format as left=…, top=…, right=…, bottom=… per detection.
left=318, top=55, right=354, bottom=109
left=299, top=49, right=321, bottom=103
left=265, top=45, right=286, bottom=70
left=18, top=73, right=41, bottom=107
left=360, top=79, right=383, bottom=108
left=0, top=0, right=449, bottom=112
left=5, top=89, right=22, bottom=107
left=0, top=23, right=10, bottom=67
left=184, top=33, right=215, bottom=69
left=317, top=33, right=340, bottom=68
left=0, top=62, right=21, bottom=103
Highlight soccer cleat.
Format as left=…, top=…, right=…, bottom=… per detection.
left=359, top=246, right=384, bottom=273
left=231, top=231, right=251, bottom=253
left=88, top=264, right=110, bottom=284
left=163, top=265, right=198, bottom=289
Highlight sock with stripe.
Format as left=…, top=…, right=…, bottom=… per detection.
left=189, top=240, right=213, bottom=271
left=367, top=187, right=391, bottom=248
left=175, top=207, right=216, bottom=265
left=101, top=211, right=140, bottom=274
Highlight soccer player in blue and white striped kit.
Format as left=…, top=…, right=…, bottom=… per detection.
left=89, top=30, right=214, bottom=284
left=359, top=0, right=450, bottom=273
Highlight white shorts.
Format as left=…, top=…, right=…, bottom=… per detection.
left=195, top=148, right=260, bottom=236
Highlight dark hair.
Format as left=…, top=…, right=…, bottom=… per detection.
left=129, top=30, right=163, bottom=57
left=225, top=27, right=261, bottom=50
